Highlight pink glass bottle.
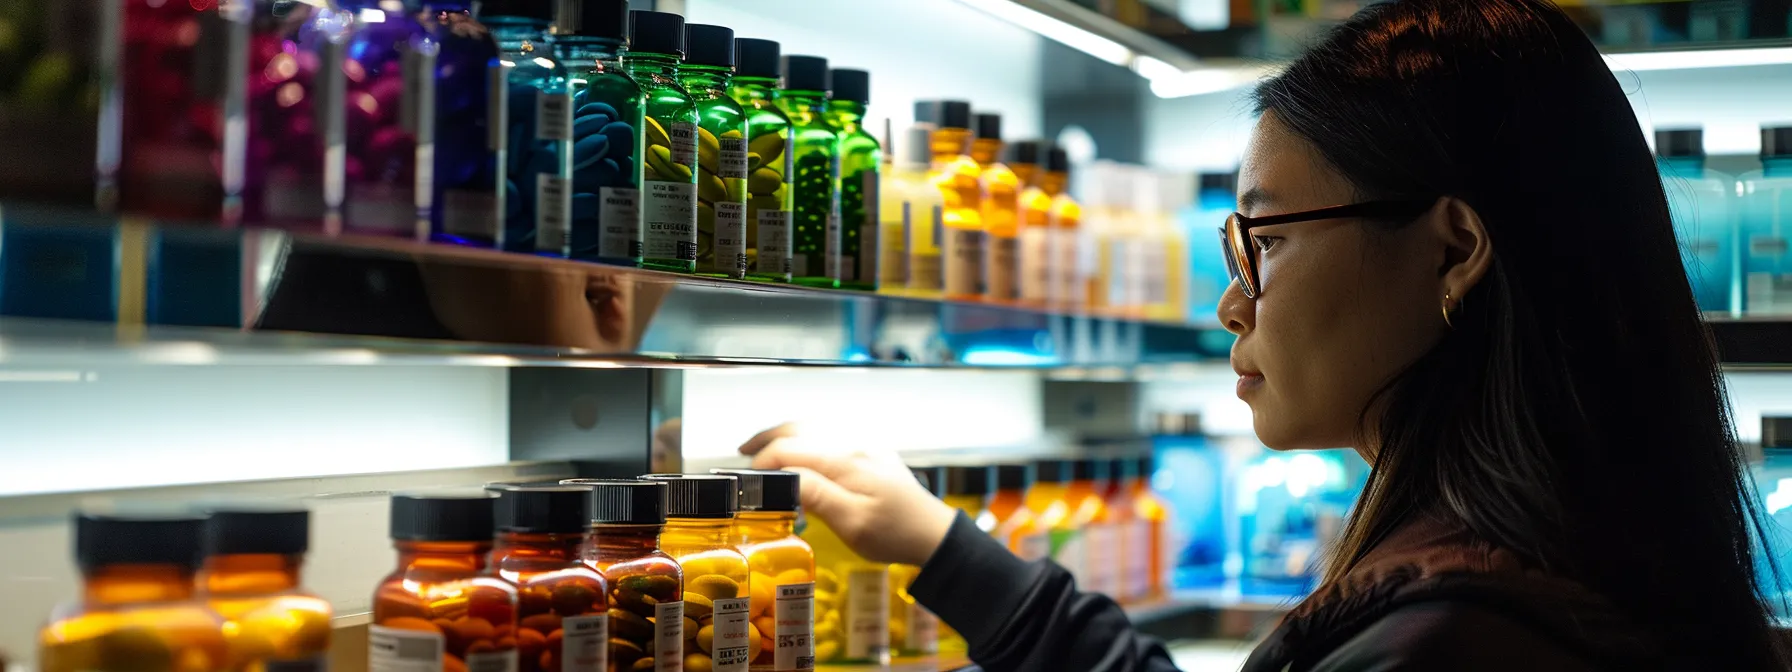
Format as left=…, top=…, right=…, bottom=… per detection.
left=243, top=0, right=348, bottom=232
left=340, top=0, right=437, bottom=239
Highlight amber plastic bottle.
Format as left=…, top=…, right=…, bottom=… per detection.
left=201, top=506, right=332, bottom=670
left=1131, top=455, right=1173, bottom=602
left=570, top=479, right=685, bottom=672
left=492, top=486, right=610, bottom=672
left=974, top=114, right=1022, bottom=303
left=1106, top=457, right=1152, bottom=605
left=371, top=493, right=519, bottom=672
left=640, top=474, right=754, bottom=672
left=928, top=101, right=986, bottom=301
left=39, top=511, right=230, bottom=672
left=710, top=469, right=816, bottom=672
left=989, top=463, right=1047, bottom=561
left=1029, top=459, right=1082, bottom=586
left=1044, top=148, right=1085, bottom=310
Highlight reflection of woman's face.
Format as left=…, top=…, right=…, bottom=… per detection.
left=1218, top=113, right=1449, bottom=452
left=417, top=260, right=633, bottom=350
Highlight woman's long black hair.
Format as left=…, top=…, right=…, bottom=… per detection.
left=1256, top=0, right=1785, bottom=666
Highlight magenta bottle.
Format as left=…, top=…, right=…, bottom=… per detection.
left=340, top=0, right=437, bottom=239
left=243, top=0, right=348, bottom=232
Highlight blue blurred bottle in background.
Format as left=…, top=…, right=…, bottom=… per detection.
left=1655, top=128, right=1738, bottom=316
left=1153, top=413, right=1227, bottom=589
left=1751, top=416, right=1792, bottom=612
left=1181, top=172, right=1236, bottom=322
left=1740, top=127, right=1792, bottom=315
left=1236, top=448, right=1363, bottom=598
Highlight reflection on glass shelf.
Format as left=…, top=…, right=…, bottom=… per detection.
left=0, top=210, right=1233, bottom=367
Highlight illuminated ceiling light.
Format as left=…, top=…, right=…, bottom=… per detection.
left=956, top=0, right=1133, bottom=65
left=1604, top=46, right=1792, bottom=72
left=1147, top=64, right=1276, bottom=99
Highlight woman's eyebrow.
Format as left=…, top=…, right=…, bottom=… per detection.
left=1238, top=187, right=1271, bottom=214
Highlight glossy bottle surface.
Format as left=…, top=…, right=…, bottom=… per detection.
left=493, top=532, right=609, bottom=672
left=684, top=66, right=750, bottom=279
left=1741, top=158, right=1792, bottom=315
left=728, top=76, right=794, bottom=282
left=40, top=565, right=232, bottom=672
left=828, top=100, right=882, bottom=289
left=660, top=517, right=754, bottom=672
left=244, top=0, right=343, bottom=232
left=1067, top=476, right=1120, bottom=598
left=203, top=553, right=332, bottom=670
left=732, top=511, right=815, bottom=672
left=889, top=163, right=944, bottom=296
left=1659, top=155, right=1737, bottom=314
left=625, top=52, right=700, bottom=273
left=586, top=524, right=685, bottom=672
left=800, top=517, right=889, bottom=665
left=1015, top=162, right=1053, bottom=306
left=426, top=2, right=501, bottom=247
left=340, top=0, right=435, bottom=239
left=560, top=37, right=645, bottom=265
left=493, top=16, right=573, bottom=256
left=933, top=126, right=985, bottom=301
left=1051, top=188, right=1086, bottom=311
left=775, top=89, right=840, bottom=287
left=114, top=0, right=247, bottom=222
left=371, top=540, right=521, bottom=672
left=976, top=139, right=1021, bottom=303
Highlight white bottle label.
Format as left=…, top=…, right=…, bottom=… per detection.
left=563, top=613, right=609, bottom=672
left=1055, top=229, right=1082, bottom=308
left=845, top=568, right=890, bottom=659
left=599, top=186, right=640, bottom=259
left=465, top=650, right=518, bottom=672
left=1020, top=227, right=1052, bottom=303
left=1123, top=520, right=1153, bottom=602
left=1083, top=523, right=1122, bottom=596
left=945, top=227, right=985, bottom=296
left=989, top=233, right=1020, bottom=301
left=670, top=122, right=698, bottom=167
left=757, top=209, right=793, bottom=275
left=537, top=91, right=572, bottom=141
left=536, top=175, right=570, bottom=254
left=906, top=602, right=939, bottom=655
left=655, top=601, right=685, bottom=672
left=711, top=597, right=752, bottom=672
left=716, top=201, right=747, bottom=275
left=720, top=136, right=748, bottom=179
left=1141, top=242, right=1168, bottom=306
left=442, top=189, right=498, bottom=239
left=775, top=582, right=816, bottom=670
left=826, top=213, right=844, bottom=281
left=369, top=625, right=444, bottom=672
left=644, top=181, right=697, bottom=260
left=346, top=183, right=416, bottom=233
left=880, top=200, right=907, bottom=287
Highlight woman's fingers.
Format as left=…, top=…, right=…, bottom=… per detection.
left=781, top=466, right=865, bottom=526
left=739, top=422, right=803, bottom=456
left=750, top=436, right=863, bottom=483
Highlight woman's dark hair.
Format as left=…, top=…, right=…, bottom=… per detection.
left=1255, top=0, right=1784, bottom=666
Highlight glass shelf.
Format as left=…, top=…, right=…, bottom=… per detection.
left=0, top=208, right=1235, bottom=368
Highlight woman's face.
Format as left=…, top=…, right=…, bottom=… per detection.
left=1219, top=113, right=1450, bottom=451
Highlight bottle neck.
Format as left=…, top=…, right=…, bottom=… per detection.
left=494, top=531, right=587, bottom=565
left=932, top=127, right=972, bottom=164
left=393, top=540, right=494, bottom=573
left=777, top=89, right=828, bottom=115
left=943, top=494, right=987, bottom=517
left=733, top=510, right=797, bottom=543
left=555, top=36, right=625, bottom=64
left=731, top=76, right=778, bottom=104
left=680, top=65, right=734, bottom=97
left=593, top=524, right=665, bottom=553
left=827, top=100, right=866, bottom=128
left=662, top=517, right=732, bottom=546
left=624, top=51, right=682, bottom=79
left=1766, top=157, right=1792, bottom=178
left=1659, top=156, right=1705, bottom=175
left=487, top=16, right=550, bottom=52
left=201, top=553, right=304, bottom=595
left=83, top=564, right=199, bottom=605
left=970, top=138, right=1002, bottom=166
left=1040, top=171, right=1068, bottom=197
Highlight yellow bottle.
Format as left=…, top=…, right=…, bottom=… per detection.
left=886, top=125, right=944, bottom=297
left=926, top=101, right=986, bottom=301
left=641, top=474, right=755, bottom=672
left=711, top=469, right=818, bottom=672
left=1042, top=148, right=1086, bottom=311
left=800, top=492, right=890, bottom=666
left=974, top=114, right=1023, bottom=303
left=1131, top=455, right=1175, bottom=602
left=1011, top=141, right=1052, bottom=307
left=989, top=463, right=1047, bottom=560
left=201, top=507, right=332, bottom=671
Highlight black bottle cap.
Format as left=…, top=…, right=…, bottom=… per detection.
left=205, top=505, right=309, bottom=556
left=563, top=0, right=628, bottom=40
left=1045, top=145, right=1070, bottom=173
left=1135, top=454, right=1156, bottom=480
left=1767, top=417, right=1792, bottom=449
left=1003, top=140, right=1041, bottom=166
left=943, top=465, right=993, bottom=497
left=75, top=510, right=206, bottom=571
left=914, top=100, right=937, bottom=125
left=1198, top=172, right=1237, bottom=193
left=481, top=0, right=553, bottom=22
left=628, top=10, right=683, bottom=58
left=781, top=55, right=829, bottom=92
left=1655, top=129, right=1703, bottom=158
left=1764, top=127, right=1792, bottom=159
left=734, top=38, right=780, bottom=78
left=574, top=479, right=668, bottom=525
left=994, top=463, right=1034, bottom=491
left=710, top=469, right=801, bottom=512
left=1034, top=458, right=1074, bottom=484
left=1108, top=456, right=1136, bottom=482
left=830, top=68, right=870, bottom=103
left=683, top=23, right=733, bottom=68
left=390, top=493, right=496, bottom=542
left=640, top=474, right=738, bottom=518
left=931, top=101, right=972, bottom=130
left=496, top=485, right=592, bottom=534
left=1072, top=458, right=1109, bottom=482
left=974, top=113, right=1001, bottom=140
left=910, top=466, right=947, bottom=497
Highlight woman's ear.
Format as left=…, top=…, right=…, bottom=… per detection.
left=1423, top=196, right=1494, bottom=300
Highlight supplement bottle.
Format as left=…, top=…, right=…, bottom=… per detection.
left=1655, top=128, right=1737, bottom=315
left=974, top=114, right=1022, bottom=303
left=1107, top=457, right=1152, bottom=604
left=728, top=38, right=794, bottom=283
left=710, top=469, right=817, bottom=672
left=990, top=463, right=1047, bottom=560
left=1069, top=458, right=1120, bottom=597
left=929, top=101, right=987, bottom=301
left=1752, top=417, right=1792, bottom=602
left=1741, top=127, right=1792, bottom=315
left=888, top=468, right=943, bottom=664
left=201, top=506, right=332, bottom=669
left=492, top=486, right=610, bottom=672
left=1238, top=450, right=1355, bottom=597
left=38, top=511, right=230, bottom=672
left=639, top=474, right=755, bottom=672
left=1028, top=459, right=1082, bottom=586
left=826, top=68, right=882, bottom=290
left=775, top=55, right=841, bottom=287
left=1182, top=173, right=1239, bottom=319
left=1010, top=141, right=1053, bottom=306
left=800, top=489, right=890, bottom=665
left=571, top=479, right=685, bottom=672
left=370, top=493, right=519, bottom=672
left=1044, top=148, right=1085, bottom=311
left=1131, top=454, right=1174, bottom=601
left=682, top=24, right=751, bottom=279
left=887, top=126, right=944, bottom=296
left=340, top=0, right=436, bottom=239
left=625, top=10, right=701, bottom=273
left=244, top=0, right=344, bottom=232
left=490, top=0, right=573, bottom=256
left=556, top=0, right=645, bottom=265
left=427, top=0, right=502, bottom=247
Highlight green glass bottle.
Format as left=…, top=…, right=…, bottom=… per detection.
left=775, top=55, right=840, bottom=288
left=729, top=38, right=792, bottom=283
left=558, top=0, right=644, bottom=265
left=681, top=23, right=749, bottom=279
left=624, top=10, right=699, bottom=273
left=825, top=68, right=881, bottom=291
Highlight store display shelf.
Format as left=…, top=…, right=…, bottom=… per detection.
left=0, top=212, right=1233, bottom=368
left=1708, top=317, right=1792, bottom=368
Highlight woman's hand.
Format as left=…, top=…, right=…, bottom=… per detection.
left=739, top=424, right=956, bottom=567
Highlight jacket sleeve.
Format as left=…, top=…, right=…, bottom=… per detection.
left=908, top=512, right=1182, bottom=672
left=1306, top=601, right=1597, bottom=672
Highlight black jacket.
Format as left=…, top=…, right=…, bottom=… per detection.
left=909, top=512, right=1664, bottom=671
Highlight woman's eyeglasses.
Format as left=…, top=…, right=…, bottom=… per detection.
left=1220, top=200, right=1435, bottom=299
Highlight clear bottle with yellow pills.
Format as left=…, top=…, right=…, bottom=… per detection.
left=641, top=474, right=755, bottom=672
left=200, top=506, right=331, bottom=671
left=800, top=486, right=890, bottom=666
left=711, top=469, right=816, bottom=672
left=889, top=467, right=945, bottom=665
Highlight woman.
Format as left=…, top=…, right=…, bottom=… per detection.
left=744, top=0, right=1789, bottom=669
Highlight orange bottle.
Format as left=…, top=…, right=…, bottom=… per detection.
left=1131, top=455, right=1174, bottom=602
left=1042, top=148, right=1085, bottom=310
left=39, top=511, right=230, bottom=672
left=201, top=507, right=332, bottom=669
left=926, top=101, right=987, bottom=301
left=1028, top=459, right=1090, bottom=588
left=371, top=493, right=519, bottom=672
left=989, top=463, right=1048, bottom=561
left=574, top=479, right=685, bottom=672
left=1068, top=459, right=1120, bottom=597
left=974, top=114, right=1023, bottom=303
left=491, top=486, right=609, bottom=672
left=1106, top=457, right=1153, bottom=605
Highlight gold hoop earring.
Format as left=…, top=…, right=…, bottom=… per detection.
left=1442, top=292, right=1460, bottom=329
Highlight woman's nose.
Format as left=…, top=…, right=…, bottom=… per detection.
left=1218, top=279, right=1254, bottom=336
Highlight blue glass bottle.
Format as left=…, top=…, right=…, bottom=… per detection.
left=488, top=0, right=572, bottom=256
left=1182, top=172, right=1236, bottom=321
left=423, top=1, right=500, bottom=247
left=1751, top=417, right=1792, bottom=612
left=1151, top=414, right=1228, bottom=590
left=340, top=0, right=435, bottom=239
left=1237, top=448, right=1357, bottom=598
left=557, top=0, right=644, bottom=265
left=1655, top=128, right=1738, bottom=315
left=1740, top=127, right=1792, bottom=315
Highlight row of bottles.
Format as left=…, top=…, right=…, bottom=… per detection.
left=1657, top=127, right=1792, bottom=316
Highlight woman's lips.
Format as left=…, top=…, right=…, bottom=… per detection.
left=1236, top=373, right=1265, bottom=398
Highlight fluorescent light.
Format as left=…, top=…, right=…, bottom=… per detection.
left=1147, top=64, right=1274, bottom=99
left=1130, top=55, right=1183, bottom=82
left=1604, top=47, right=1792, bottom=72
left=956, top=0, right=1133, bottom=65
